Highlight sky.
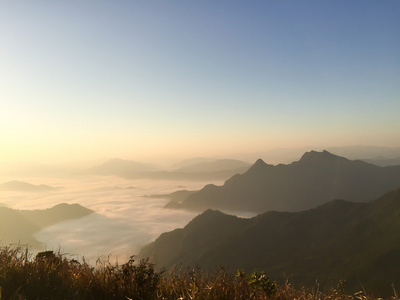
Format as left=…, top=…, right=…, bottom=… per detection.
left=1, top=1, right=399, bottom=165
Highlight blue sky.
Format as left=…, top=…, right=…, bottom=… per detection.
left=1, top=1, right=399, bottom=164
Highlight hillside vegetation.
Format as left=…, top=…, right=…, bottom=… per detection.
left=140, top=188, right=400, bottom=296
left=0, top=246, right=397, bottom=299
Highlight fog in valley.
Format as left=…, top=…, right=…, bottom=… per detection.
left=0, top=173, right=225, bottom=263
left=2, top=145, right=400, bottom=265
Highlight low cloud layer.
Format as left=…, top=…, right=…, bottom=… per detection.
left=0, top=175, right=223, bottom=263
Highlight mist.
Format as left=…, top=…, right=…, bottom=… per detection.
left=0, top=174, right=224, bottom=264
left=1, top=145, right=400, bottom=264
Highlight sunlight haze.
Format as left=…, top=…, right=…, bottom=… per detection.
left=1, top=1, right=399, bottom=165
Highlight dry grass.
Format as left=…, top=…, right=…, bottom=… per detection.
left=0, top=245, right=397, bottom=300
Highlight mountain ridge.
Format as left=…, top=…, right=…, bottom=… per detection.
left=0, top=180, right=57, bottom=192
left=88, top=158, right=250, bottom=180
left=0, top=203, right=93, bottom=247
left=170, top=150, right=400, bottom=213
left=87, top=158, right=157, bottom=176
left=139, top=188, right=400, bottom=295
left=172, top=159, right=250, bottom=173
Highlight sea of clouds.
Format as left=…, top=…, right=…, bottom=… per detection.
left=0, top=175, right=226, bottom=264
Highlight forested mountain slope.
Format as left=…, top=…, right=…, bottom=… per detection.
left=140, top=188, right=400, bottom=295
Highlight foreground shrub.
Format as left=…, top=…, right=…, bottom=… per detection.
left=0, top=246, right=160, bottom=300
left=0, top=246, right=397, bottom=299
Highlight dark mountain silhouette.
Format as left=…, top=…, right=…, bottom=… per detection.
left=0, top=203, right=93, bottom=247
left=171, top=150, right=400, bottom=213
left=0, top=181, right=56, bottom=192
left=139, top=188, right=400, bottom=295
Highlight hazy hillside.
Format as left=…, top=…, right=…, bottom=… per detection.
left=327, top=145, right=400, bottom=161
left=170, top=150, right=400, bottom=213
left=170, top=157, right=217, bottom=169
left=0, top=203, right=93, bottom=247
left=139, top=188, right=400, bottom=295
left=19, top=203, right=94, bottom=228
left=0, top=207, right=41, bottom=246
left=173, top=159, right=250, bottom=173
left=88, top=158, right=249, bottom=181
left=87, top=158, right=157, bottom=176
left=362, top=157, right=400, bottom=167
left=145, top=190, right=198, bottom=207
left=0, top=180, right=56, bottom=192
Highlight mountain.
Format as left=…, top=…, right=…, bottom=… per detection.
left=170, top=157, right=217, bottom=169
left=145, top=190, right=198, bottom=208
left=326, top=145, right=400, bottom=161
left=0, top=203, right=93, bottom=247
left=0, top=207, right=42, bottom=246
left=173, top=159, right=250, bottom=173
left=170, top=150, right=400, bottom=213
left=138, top=188, right=400, bottom=295
left=19, top=203, right=94, bottom=228
left=218, top=146, right=400, bottom=166
left=0, top=181, right=56, bottom=192
left=87, top=158, right=157, bottom=176
left=362, top=157, right=400, bottom=167
left=88, top=158, right=249, bottom=181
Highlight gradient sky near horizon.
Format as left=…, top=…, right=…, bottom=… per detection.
left=1, top=1, right=399, bottom=164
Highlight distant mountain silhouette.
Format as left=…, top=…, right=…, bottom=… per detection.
left=218, top=145, right=400, bottom=166
left=19, top=203, right=94, bottom=228
left=0, top=181, right=56, bottom=192
left=173, top=159, right=250, bottom=173
left=88, top=158, right=249, bottom=181
left=362, top=157, right=400, bottom=167
left=87, top=158, right=157, bottom=176
left=139, top=188, right=400, bottom=295
left=0, top=207, right=41, bottom=246
left=145, top=190, right=198, bottom=208
left=170, top=150, right=400, bottom=213
left=170, top=157, right=217, bottom=169
left=326, top=145, right=400, bottom=160
left=0, top=203, right=93, bottom=247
